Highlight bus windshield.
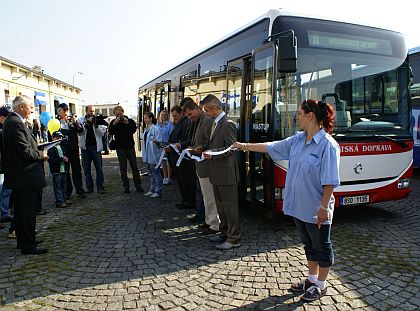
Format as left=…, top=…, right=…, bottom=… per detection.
left=275, top=19, right=411, bottom=140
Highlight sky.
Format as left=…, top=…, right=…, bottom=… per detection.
left=1, top=0, right=419, bottom=115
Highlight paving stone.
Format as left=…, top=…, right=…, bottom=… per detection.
left=0, top=157, right=419, bottom=310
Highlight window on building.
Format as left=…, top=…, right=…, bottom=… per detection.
left=4, top=90, right=10, bottom=104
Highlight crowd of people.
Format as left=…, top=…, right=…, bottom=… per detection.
left=0, top=94, right=340, bottom=302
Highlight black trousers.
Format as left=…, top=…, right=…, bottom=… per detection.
left=65, top=150, right=85, bottom=198
left=116, top=148, right=142, bottom=190
left=14, top=189, right=38, bottom=250
left=174, top=161, right=196, bottom=208
left=36, top=189, right=43, bottom=213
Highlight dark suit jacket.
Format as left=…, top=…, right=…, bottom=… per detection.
left=3, top=113, right=46, bottom=190
left=191, top=112, right=212, bottom=178
left=167, top=116, right=190, bottom=169
left=207, top=114, right=239, bottom=185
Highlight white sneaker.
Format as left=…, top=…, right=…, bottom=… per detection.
left=144, top=191, right=154, bottom=197
left=163, top=178, right=169, bottom=185
left=150, top=193, right=160, bottom=198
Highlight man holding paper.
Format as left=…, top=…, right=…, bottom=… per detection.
left=202, top=95, right=241, bottom=250
left=3, top=95, right=48, bottom=255
left=182, top=100, right=220, bottom=234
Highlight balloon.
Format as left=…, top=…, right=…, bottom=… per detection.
left=47, top=119, right=60, bottom=134
left=40, top=111, right=53, bottom=127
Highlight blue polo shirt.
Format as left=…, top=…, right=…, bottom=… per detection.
left=266, top=129, right=340, bottom=224
left=158, top=121, right=174, bottom=143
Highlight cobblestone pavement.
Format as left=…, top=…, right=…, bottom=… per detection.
left=0, top=154, right=419, bottom=311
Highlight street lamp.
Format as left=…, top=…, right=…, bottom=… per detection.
left=72, top=71, right=83, bottom=86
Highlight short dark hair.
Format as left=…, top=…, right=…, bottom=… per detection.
left=170, top=105, right=182, bottom=114
left=179, top=97, right=195, bottom=108
left=182, top=100, right=199, bottom=112
left=201, top=94, right=221, bottom=108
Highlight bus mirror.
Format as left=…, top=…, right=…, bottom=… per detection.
left=277, top=35, right=297, bottom=73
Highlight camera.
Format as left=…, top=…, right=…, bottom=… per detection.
left=85, top=114, right=108, bottom=126
left=67, top=113, right=77, bottom=121
left=118, top=116, right=125, bottom=122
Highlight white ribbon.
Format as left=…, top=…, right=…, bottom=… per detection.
left=170, top=143, right=181, bottom=155
left=203, top=145, right=237, bottom=156
left=155, top=149, right=167, bottom=169
left=176, top=149, right=191, bottom=167
left=190, top=154, right=205, bottom=162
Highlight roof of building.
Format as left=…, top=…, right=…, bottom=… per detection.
left=0, top=55, right=81, bottom=92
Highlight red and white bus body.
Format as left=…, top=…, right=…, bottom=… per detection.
left=273, top=141, right=413, bottom=213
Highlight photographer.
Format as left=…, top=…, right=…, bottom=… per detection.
left=56, top=103, right=86, bottom=199
left=78, top=105, right=106, bottom=194
left=108, top=106, right=143, bottom=193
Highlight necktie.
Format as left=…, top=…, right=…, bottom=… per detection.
left=210, top=121, right=216, bottom=138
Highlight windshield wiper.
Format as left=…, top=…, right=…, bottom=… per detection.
left=373, top=134, right=408, bottom=148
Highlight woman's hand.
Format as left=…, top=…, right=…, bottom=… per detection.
left=316, top=207, right=329, bottom=229
left=233, top=142, right=246, bottom=151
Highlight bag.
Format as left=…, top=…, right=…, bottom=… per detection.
left=109, top=136, right=117, bottom=150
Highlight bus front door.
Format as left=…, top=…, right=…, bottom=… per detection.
left=226, top=57, right=252, bottom=203
left=249, top=43, right=275, bottom=211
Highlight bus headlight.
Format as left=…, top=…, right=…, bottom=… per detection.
left=275, top=188, right=283, bottom=200
left=397, top=178, right=410, bottom=189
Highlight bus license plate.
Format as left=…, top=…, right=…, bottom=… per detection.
left=341, top=195, right=369, bottom=205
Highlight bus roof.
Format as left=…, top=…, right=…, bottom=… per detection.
left=409, top=46, right=420, bottom=55
left=139, top=8, right=405, bottom=90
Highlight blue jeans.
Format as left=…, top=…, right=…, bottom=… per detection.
left=294, top=217, right=334, bottom=268
left=0, top=174, right=12, bottom=217
left=52, top=173, right=67, bottom=205
left=81, top=145, right=104, bottom=190
left=146, top=163, right=163, bottom=195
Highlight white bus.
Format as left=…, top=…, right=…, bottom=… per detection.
left=138, top=9, right=413, bottom=214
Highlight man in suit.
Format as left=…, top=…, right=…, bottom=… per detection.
left=3, top=95, right=48, bottom=255
left=165, top=104, right=196, bottom=210
left=202, top=94, right=241, bottom=250
left=182, top=100, right=220, bottom=234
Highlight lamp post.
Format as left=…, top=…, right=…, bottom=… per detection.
left=72, top=71, right=83, bottom=86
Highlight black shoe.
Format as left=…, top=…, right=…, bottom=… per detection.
left=36, top=210, right=48, bottom=215
left=65, top=200, right=72, bottom=205
left=77, top=193, right=87, bottom=198
left=124, top=187, right=130, bottom=194
left=175, top=203, right=183, bottom=208
left=17, top=240, right=43, bottom=249
left=98, top=188, right=105, bottom=194
left=21, top=247, right=48, bottom=255
left=177, top=204, right=194, bottom=210
left=86, top=188, right=94, bottom=193
left=136, top=188, right=144, bottom=193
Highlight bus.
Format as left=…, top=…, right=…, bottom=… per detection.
left=138, top=9, right=413, bottom=214
left=409, top=46, right=420, bottom=167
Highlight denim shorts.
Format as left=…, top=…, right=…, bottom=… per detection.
left=294, top=217, right=334, bottom=268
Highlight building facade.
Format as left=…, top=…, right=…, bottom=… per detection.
left=0, top=56, right=82, bottom=116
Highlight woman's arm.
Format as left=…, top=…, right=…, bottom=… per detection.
left=233, top=142, right=269, bottom=153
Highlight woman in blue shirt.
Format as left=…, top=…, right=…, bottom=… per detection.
left=157, top=110, right=174, bottom=185
left=142, top=112, right=163, bottom=198
left=234, top=99, right=340, bottom=302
